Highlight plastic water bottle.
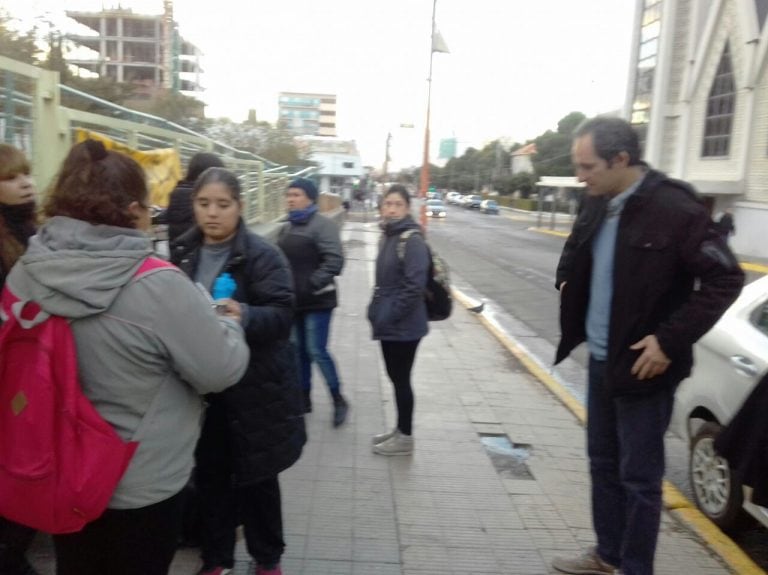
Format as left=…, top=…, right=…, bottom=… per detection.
left=211, top=272, right=236, bottom=301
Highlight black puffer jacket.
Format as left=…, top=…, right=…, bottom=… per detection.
left=172, top=222, right=306, bottom=484
left=165, top=180, right=195, bottom=244
left=555, top=169, right=744, bottom=396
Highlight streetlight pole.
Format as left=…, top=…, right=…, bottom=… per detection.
left=418, top=0, right=438, bottom=231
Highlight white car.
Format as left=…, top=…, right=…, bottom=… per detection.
left=670, top=274, right=768, bottom=530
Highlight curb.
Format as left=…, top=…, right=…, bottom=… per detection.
left=451, top=287, right=765, bottom=575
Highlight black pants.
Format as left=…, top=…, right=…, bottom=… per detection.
left=380, top=339, right=421, bottom=435
left=195, top=402, right=284, bottom=570
left=53, top=490, right=184, bottom=575
left=0, top=518, right=36, bottom=573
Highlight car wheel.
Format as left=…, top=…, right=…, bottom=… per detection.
left=689, top=421, right=746, bottom=531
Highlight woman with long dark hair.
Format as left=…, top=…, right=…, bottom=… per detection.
left=367, top=184, right=430, bottom=455
left=0, top=144, right=40, bottom=575
left=171, top=167, right=305, bottom=575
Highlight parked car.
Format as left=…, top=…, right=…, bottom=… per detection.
left=480, top=200, right=499, bottom=214
left=465, top=195, right=482, bottom=209
left=425, top=199, right=447, bottom=218
left=670, top=274, right=768, bottom=531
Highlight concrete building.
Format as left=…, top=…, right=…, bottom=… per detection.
left=65, top=1, right=203, bottom=100
left=511, top=143, right=537, bottom=174
left=627, top=0, right=768, bottom=258
left=295, top=136, right=362, bottom=199
left=278, top=92, right=337, bottom=137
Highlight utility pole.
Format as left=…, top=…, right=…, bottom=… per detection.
left=382, top=131, right=392, bottom=182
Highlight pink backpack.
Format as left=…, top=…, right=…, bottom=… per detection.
left=0, top=257, right=173, bottom=534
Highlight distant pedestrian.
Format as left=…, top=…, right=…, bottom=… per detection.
left=172, top=167, right=305, bottom=575
left=277, top=177, right=349, bottom=427
left=717, top=208, right=735, bottom=240
left=7, top=140, right=250, bottom=575
left=552, top=117, right=744, bottom=575
left=0, top=144, right=40, bottom=575
left=367, top=184, right=430, bottom=456
left=166, top=152, right=224, bottom=244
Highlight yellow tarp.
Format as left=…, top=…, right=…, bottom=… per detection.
left=75, top=130, right=182, bottom=207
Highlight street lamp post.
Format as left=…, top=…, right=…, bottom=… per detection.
left=419, top=0, right=439, bottom=231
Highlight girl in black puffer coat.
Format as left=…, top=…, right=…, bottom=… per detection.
left=171, top=167, right=305, bottom=575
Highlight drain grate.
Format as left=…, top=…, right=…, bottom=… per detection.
left=479, top=433, right=534, bottom=480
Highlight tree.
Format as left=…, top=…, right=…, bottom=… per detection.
left=0, top=10, right=39, bottom=64
left=557, top=111, right=586, bottom=135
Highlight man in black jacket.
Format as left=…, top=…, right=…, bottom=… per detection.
left=552, top=117, right=743, bottom=575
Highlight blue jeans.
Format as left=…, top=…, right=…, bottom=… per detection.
left=587, top=357, right=674, bottom=575
left=291, top=310, right=341, bottom=395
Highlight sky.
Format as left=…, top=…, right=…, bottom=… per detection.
left=3, top=0, right=638, bottom=170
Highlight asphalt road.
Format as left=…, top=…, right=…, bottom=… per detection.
left=420, top=202, right=768, bottom=569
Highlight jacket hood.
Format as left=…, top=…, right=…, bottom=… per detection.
left=7, top=216, right=152, bottom=318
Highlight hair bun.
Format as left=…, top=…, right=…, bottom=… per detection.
left=84, top=139, right=108, bottom=161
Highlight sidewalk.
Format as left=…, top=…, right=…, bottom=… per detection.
left=28, top=218, right=731, bottom=574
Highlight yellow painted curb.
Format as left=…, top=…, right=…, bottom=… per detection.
left=528, top=227, right=570, bottom=238
left=453, top=287, right=765, bottom=575
left=742, top=262, right=768, bottom=274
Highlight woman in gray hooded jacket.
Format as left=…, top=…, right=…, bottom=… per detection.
left=5, top=141, right=250, bottom=575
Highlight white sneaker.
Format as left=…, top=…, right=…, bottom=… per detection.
left=372, top=428, right=398, bottom=445
left=372, top=430, right=414, bottom=455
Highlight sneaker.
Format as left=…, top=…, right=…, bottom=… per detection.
left=197, top=567, right=233, bottom=575
left=372, top=428, right=398, bottom=445
left=551, top=547, right=617, bottom=575
left=372, top=430, right=414, bottom=455
left=256, top=564, right=282, bottom=575
left=332, top=395, right=348, bottom=427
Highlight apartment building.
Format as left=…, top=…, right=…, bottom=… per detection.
left=278, top=92, right=337, bottom=137
left=65, top=1, right=202, bottom=100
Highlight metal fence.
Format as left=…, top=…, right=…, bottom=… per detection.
left=0, top=55, right=314, bottom=224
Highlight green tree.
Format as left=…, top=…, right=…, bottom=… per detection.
left=557, top=111, right=586, bottom=135
left=0, top=10, right=39, bottom=64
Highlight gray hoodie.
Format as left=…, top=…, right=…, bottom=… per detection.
left=6, top=216, right=250, bottom=509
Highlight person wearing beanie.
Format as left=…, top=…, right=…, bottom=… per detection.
left=166, top=152, right=225, bottom=243
left=277, top=178, right=349, bottom=427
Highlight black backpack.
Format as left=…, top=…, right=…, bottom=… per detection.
left=397, top=230, right=452, bottom=321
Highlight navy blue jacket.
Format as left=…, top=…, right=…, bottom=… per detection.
left=368, top=216, right=430, bottom=341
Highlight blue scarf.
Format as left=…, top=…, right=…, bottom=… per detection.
left=288, top=203, right=318, bottom=224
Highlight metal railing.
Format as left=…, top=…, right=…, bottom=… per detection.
left=0, top=55, right=315, bottom=224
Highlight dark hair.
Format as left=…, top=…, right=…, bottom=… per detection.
left=186, top=152, right=224, bottom=183
left=573, top=117, right=642, bottom=166
left=385, top=184, right=410, bottom=206
left=0, top=144, right=31, bottom=180
left=44, top=140, right=148, bottom=228
left=192, top=167, right=242, bottom=200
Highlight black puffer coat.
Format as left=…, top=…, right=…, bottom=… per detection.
left=165, top=180, right=195, bottom=244
left=172, top=222, right=306, bottom=485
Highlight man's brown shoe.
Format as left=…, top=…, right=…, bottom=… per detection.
left=552, top=547, right=617, bottom=575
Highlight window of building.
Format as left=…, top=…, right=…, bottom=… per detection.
left=342, top=162, right=354, bottom=169
left=702, top=42, right=735, bottom=158
left=630, top=0, right=662, bottom=149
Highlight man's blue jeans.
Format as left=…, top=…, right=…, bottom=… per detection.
left=291, top=309, right=341, bottom=395
left=587, top=357, right=674, bottom=575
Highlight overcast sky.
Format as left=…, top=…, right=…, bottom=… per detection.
left=4, top=0, right=637, bottom=169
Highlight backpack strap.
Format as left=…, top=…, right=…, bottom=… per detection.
left=397, top=229, right=420, bottom=261
left=134, top=256, right=175, bottom=277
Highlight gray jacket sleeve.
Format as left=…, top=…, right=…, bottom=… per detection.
left=140, top=269, right=250, bottom=394
left=309, top=216, right=344, bottom=291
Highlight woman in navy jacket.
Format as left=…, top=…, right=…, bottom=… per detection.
left=367, top=185, right=430, bottom=456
